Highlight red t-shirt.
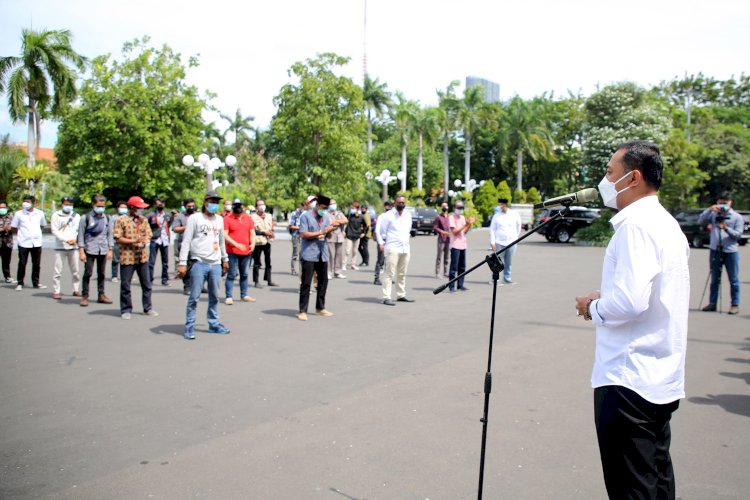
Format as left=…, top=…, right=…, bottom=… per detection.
left=224, top=213, right=255, bottom=255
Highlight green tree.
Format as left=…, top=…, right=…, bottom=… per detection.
left=391, top=93, right=418, bottom=192
left=513, top=187, right=526, bottom=203
left=55, top=37, right=208, bottom=204
left=472, top=178, right=498, bottom=223
left=0, top=28, right=87, bottom=166
left=458, top=85, right=489, bottom=187
left=411, top=106, right=438, bottom=191
left=220, top=107, right=255, bottom=155
left=496, top=180, right=512, bottom=202
left=271, top=53, right=367, bottom=201
left=436, top=81, right=460, bottom=201
left=659, top=129, right=709, bottom=211
left=363, top=74, right=391, bottom=153
left=0, top=152, right=24, bottom=200
left=525, top=186, right=542, bottom=206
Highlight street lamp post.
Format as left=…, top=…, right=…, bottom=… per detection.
left=182, top=153, right=237, bottom=192
left=451, top=178, right=485, bottom=196
left=368, top=169, right=405, bottom=201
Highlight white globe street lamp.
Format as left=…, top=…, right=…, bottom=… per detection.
left=183, top=153, right=237, bottom=192
left=369, top=168, right=401, bottom=201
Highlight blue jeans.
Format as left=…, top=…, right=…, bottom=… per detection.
left=185, top=261, right=223, bottom=335
left=709, top=250, right=740, bottom=305
left=449, top=248, right=466, bottom=290
left=225, top=253, right=251, bottom=299
left=497, top=244, right=517, bottom=282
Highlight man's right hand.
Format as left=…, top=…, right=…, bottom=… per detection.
left=235, top=243, right=247, bottom=252
left=79, top=249, right=87, bottom=263
left=176, top=265, right=187, bottom=279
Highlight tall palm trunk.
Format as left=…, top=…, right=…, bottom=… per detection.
left=443, top=136, right=450, bottom=202
left=366, top=109, right=373, bottom=153
left=416, top=132, right=423, bottom=190
left=400, top=142, right=407, bottom=192
left=516, top=150, right=523, bottom=192
left=464, top=129, right=471, bottom=187
left=26, top=98, right=36, bottom=166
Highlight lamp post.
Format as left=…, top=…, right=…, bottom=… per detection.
left=182, top=153, right=237, bottom=192
left=451, top=178, right=485, bottom=196
left=367, top=169, right=405, bottom=201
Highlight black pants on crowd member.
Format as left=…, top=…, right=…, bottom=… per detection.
left=594, top=385, right=680, bottom=500
left=17, top=246, right=42, bottom=287
left=252, top=243, right=272, bottom=284
left=149, top=242, right=170, bottom=285
left=82, top=253, right=107, bottom=297
left=1, top=245, right=12, bottom=280
left=358, top=236, right=370, bottom=266
left=374, top=245, right=384, bottom=276
left=119, top=262, right=153, bottom=314
left=299, top=259, right=328, bottom=313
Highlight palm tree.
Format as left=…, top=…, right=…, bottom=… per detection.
left=411, top=106, right=439, bottom=191
left=363, top=74, right=391, bottom=153
left=0, top=28, right=86, bottom=166
left=436, top=81, right=460, bottom=201
left=458, top=85, right=486, bottom=187
left=220, top=107, right=255, bottom=154
left=501, top=97, right=555, bottom=191
left=392, top=93, right=418, bottom=192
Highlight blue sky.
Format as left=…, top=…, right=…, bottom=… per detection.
left=2, top=0, right=749, bottom=148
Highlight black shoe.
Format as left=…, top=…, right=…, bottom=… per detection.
left=702, top=303, right=717, bottom=312
left=267, top=282, right=279, bottom=287
left=397, top=297, right=415, bottom=303
left=383, top=299, right=396, bottom=306
left=374, top=279, right=382, bottom=286
left=458, top=286, right=471, bottom=292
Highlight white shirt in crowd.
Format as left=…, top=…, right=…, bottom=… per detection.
left=589, top=195, right=690, bottom=404
left=489, top=208, right=521, bottom=247
left=11, top=208, right=47, bottom=248
left=51, top=210, right=81, bottom=250
left=178, top=212, right=228, bottom=266
left=375, top=208, right=412, bottom=253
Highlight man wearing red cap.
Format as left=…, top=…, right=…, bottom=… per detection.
left=112, top=196, right=159, bottom=320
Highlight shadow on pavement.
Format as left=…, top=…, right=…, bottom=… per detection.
left=720, top=371, right=750, bottom=384
left=345, top=296, right=384, bottom=304
left=87, top=309, right=122, bottom=317
left=688, top=394, right=750, bottom=418
left=268, top=287, right=297, bottom=294
left=150, top=324, right=184, bottom=336
left=261, top=308, right=298, bottom=318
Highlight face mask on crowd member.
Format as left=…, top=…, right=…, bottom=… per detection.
left=455, top=205, right=464, bottom=215
left=117, top=206, right=128, bottom=216
left=329, top=203, right=337, bottom=212
left=0, top=206, right=8, bottom=216
left=22, top=201, right=32, bottom=211
left=598, top=170, right=633, bottom=209
left=233, top=204, right=243, bottom=214
left=395, top=201, right=406, bottom=212
left=441, top=204, right=448, bottom=213
left=224, top=203, right=232, bottom=212
left=257, top=204, right=266, bottom=213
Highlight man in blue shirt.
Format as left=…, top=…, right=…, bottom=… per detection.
left=699, top=191, right=743, bottom=315
left=297, top=195, right=336, bottom=321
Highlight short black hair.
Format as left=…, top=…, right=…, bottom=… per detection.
left=0, top=199, right=7, bottom=206
left=183, top=198, right=195, bottom=205
left=116, top=200, right=127, bottom=208
left=498, top=198, right=509, bottom=204
left=23, top=194, right=35, bottom=202
left=717, top=191, right=733, bottom=202
left=154, top=197, right=164, bottom=204
left=92, top=194, right=107, bottom=204
left=615, top=140, right=663, bottom=190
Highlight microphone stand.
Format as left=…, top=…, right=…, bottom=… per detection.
left=433, top=205, right=573, bottom=500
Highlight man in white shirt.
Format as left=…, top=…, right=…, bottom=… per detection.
left=375, top=195, right=414, bottom=305
left=489, top=198, right=521, bottom=284
left=50, top=195, right=82, bottom=299
left=11, top=194, right=47, bottom=291
left=575, top=141, right=689, bottom=499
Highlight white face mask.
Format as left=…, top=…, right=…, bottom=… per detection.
left=598, top=171, right=633, bottom=209
left=257, top=205, right=266, bottom=213
left=22, top=202, right=32, bottom=211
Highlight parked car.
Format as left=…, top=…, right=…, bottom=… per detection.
left=404, top=206, right=438, bottom=236
left=535, top=206, right=601, bottom=243
left=674, top=208, right=749, bottom=248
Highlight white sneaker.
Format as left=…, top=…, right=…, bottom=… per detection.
left=335, top=273, right=346, bottom=279
left=342, top=265, right=347, bottom=271
left=351, top=264, right=359, bottom=271
left=121, top=313, right=131, bottom=320
left=225, top=297, right=234, bottom=305
left=112, top=277, right=119, bottom=283
left=34, top=284, right=47, bottom=289
left=15, top=284, right=22, bottom=291
left=144, top=310, right=159, bottom=317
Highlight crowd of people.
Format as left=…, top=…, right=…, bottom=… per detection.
left=1, top=190, right=530, bottom=334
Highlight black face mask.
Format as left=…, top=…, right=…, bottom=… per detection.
left=441, top=207, right=448, bottom=212
left=232, top=206, right=243, bottom=214
left=395, top=203, right=405, bottom=212
left=156, top=205, right=164, bottom=211
left=186, top=207, right=195, bottom=215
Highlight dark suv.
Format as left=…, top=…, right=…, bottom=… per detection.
left=405, top=207, right=438, bottom=236
left=675, top=208, right=750, bottom=248
left=536, top=206, right=601, bottom=243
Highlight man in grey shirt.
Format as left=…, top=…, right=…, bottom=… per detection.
left=77, top=194, right=114, bottom=306
left=699, top=191, right=743, bottom=314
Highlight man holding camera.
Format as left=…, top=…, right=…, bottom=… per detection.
left=699, top=191, right=742, bottom=315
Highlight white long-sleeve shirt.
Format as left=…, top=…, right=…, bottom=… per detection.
left=50, top=210, right=81, bottom=250
left=589, top=195, right=690, bottom=404
left=489, top=209, right=521, bottom=247
left=375, top=208, right=411, bottom=253
left=178, top=212, right=228, bottom=265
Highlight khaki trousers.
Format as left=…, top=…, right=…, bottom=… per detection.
left=344, top=238, right=359, bottom=268
left=53, top=249, right=80, bottom=294
left=382, top=249, right=410, bottom=300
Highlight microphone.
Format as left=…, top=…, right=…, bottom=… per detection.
left=533, top=188, right=599, bottom=209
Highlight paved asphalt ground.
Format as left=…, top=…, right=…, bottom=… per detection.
left=1, top=231, right=748, bottom=499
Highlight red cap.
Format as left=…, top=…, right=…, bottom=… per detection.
left=127, top=196, right=149, bottom=208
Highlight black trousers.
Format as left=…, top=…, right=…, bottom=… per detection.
left=374, top=245, right=385, bottom=276
left=594, top=385, right=679, bottom=500
left=299, top=259, right=328, bottom=312
left=1, top=245, right=12, bottom=279
left=17, top=246, right=42, bottom=287
left=119, top=262, right=152, bottom=314
left=149, top=242, right=170, bottom=285
left=358, top=236, right=370, bottom=265
left=82, top=253, right=107, bottom=297
left=252, top=243, right=272, bottom=283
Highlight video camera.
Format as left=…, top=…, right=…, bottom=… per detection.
left=716, top=204, right=730, bottom=223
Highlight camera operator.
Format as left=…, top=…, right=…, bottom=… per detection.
left=699, top=191, right=743, bottom=315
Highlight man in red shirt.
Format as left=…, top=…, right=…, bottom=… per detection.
left=223, top=198, right=256, bottom=304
